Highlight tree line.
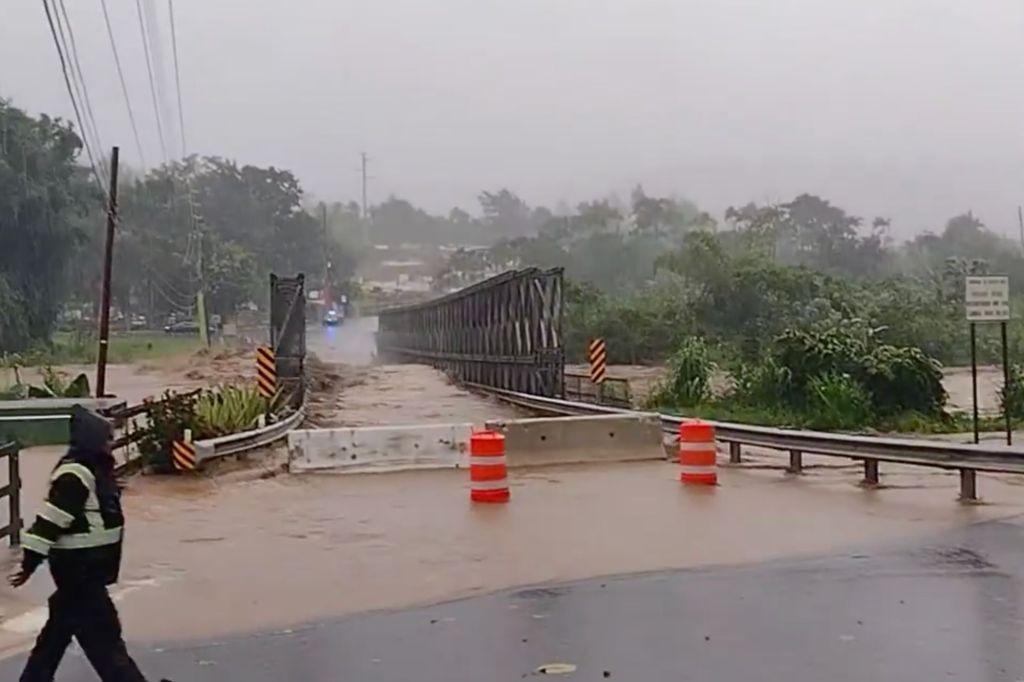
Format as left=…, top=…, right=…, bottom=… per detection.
left=434, top=187, right=1024, bottom=366
left=1, top=98, right=352, bottom=353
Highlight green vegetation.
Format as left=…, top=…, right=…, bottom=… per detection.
left=441, top=191, right=1024, bottom=433
left=1, top=97, right=354, bottom=358
left=137, top=386, right=286, bottom=472
left=46, top=332, right=202, bottom=365
left=193, top=385, right=282, bottom=438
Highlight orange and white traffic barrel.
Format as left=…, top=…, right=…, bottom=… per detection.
left=679, top=421, right=718, bottom=485
left=470, top=431, right=510, bottom=503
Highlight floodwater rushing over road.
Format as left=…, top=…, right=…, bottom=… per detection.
left=3, top=318, right=1024, bottom=662
left=5, top=450, right=1024, bottom=652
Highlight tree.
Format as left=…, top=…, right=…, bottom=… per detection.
left=478, top=189, right=535, bottom=238
left=0, top=100, right=100, bottom=351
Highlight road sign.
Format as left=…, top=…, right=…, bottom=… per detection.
left=965, top=276, right=1010, bottom=322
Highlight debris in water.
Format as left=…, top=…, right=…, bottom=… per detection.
left=535, top=663, right=577, bottom=675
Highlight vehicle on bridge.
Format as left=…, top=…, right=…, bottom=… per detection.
left=323, top=307, right=342, bottom=327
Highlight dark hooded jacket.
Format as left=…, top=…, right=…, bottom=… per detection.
left=21, top=406, right=125, bottom=587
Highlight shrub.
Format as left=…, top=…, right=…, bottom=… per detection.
left=193, top=385, right=281, bottom=438
left=650, top=337, right=715, bottom=407
left=860, top=345, right=946, bottom=416
left=805, top=373, right=873, bottom=430
left=1000, top=364, right=1024, bottom=420
left=137, top=390, right=200, bottom=473
left=731, top=356, right=792, bottom=406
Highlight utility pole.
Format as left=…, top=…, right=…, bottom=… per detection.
left=321, top=202, right=332, bottom=312
left=1017, top=205, right=1023, bottom=252
left=95, top=146, right=120, bottom=398
left=360, top=151, right=369, bottom=244
left=191, top=183, right=210, bottom=348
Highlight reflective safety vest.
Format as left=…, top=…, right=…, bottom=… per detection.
left=49, top=462, right=123, bottom=551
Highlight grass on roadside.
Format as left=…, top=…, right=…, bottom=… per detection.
left=18, top=332, right=203, bottom=366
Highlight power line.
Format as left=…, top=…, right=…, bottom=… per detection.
left=135, top=0, right=168, bottom=162
left=168, top=0, right=187, bottom=157
left=40, top=0, right=106, bottom=194
left=55, top=0, right=107, bottom=188
left=100, top=0, right=147, bottom=168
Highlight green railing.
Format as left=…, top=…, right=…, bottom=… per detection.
left=0, top=441, right=21, bottom=546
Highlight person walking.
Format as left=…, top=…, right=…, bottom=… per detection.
left=9, top=405, right=166, bottom=681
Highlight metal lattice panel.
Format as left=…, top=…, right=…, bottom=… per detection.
left=376, top=268, right=564, bottom=398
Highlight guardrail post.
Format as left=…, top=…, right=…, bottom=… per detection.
left=728, top=442, right=742, bottom=464
left=959, top=469, right=978, bottom=502
left=862, top=459, right=879, bottom=487
left=8, top=448, right=20, bottom=547
left=787, top=450, right=803, bottom=475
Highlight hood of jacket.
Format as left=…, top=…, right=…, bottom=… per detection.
left=67, top=405, right=115, bottom=473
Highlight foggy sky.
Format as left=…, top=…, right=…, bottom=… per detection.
left=3, top=0, right=1023, bottom=237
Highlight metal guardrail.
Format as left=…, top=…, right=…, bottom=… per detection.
left=0, top=441, right=21, bottom=547
left=467, top=384, right=1024, bottom=502
left=194, top=401, right=306, bottom=463
left=563, top=372, right=633, bottom=409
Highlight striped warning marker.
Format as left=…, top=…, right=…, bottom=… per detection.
left=171, top=440, right=197, bottom=472
left=256, top=346, right=276, bottom=398
left=589, top=338, right=607, bottom=384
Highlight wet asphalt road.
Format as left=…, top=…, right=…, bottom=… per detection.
left=6, top=517, right=1024, bottom=681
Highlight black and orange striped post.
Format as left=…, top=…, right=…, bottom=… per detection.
left=256, top=346, right=276, bottom=398
left=589, top=338, right=607, bottom=384
left=172, top=430, right=197, bottom=472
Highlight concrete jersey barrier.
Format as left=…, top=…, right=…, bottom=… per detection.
left=484, top=413, right=665, bottom=467
left=287, top=413, right=666, bottom=474
left=288, top=423, right=474, bottom=473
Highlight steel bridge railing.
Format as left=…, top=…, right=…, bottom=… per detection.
left=377, top=268, right=565, bottom=398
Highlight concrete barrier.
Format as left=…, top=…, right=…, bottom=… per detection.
left=288, top=413, right=666, bottom=474
left=288, top=423, right=473, bottom=473
left=486, top=413, right=665, bottom=467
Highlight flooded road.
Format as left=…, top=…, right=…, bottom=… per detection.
left=3, top=454, right=1022, bottom=654
left=307, top=315, right=379, bottom=366
left=3, top=320, right=1019, bottom=665
left=5, top=488, right=1024, bottom=680
left=305, top=317, right=526, bottom=427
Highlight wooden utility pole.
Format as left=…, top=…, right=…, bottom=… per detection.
left=360, top=152, right=369, bottom=244
left=95, top=146, right=120, bottom=398
left=321, top=202, right=332, bottom=311
left=1017, top=205, right=1023, bottom=251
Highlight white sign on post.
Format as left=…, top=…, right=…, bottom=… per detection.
left=965, top=276, right=1011, bottom=322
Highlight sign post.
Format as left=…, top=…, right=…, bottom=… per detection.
left=964, top=276, right=1012, bottom=445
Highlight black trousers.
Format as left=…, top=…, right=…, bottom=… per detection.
left=19, top=584, right=148, bottom=682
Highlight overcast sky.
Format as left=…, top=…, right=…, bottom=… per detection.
left=3, top=0, right=1023, bottom=237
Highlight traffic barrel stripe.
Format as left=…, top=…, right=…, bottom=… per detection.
left=470, top=431, right=509, bottom=503
left=679, top=421, right=718, bottom=486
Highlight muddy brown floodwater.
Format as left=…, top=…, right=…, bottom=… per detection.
left=307, top=364, right=527, bottom=428
left=3, top=449, right=1023, bottom=654
left=1, top=322, right=1017, bottom=657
